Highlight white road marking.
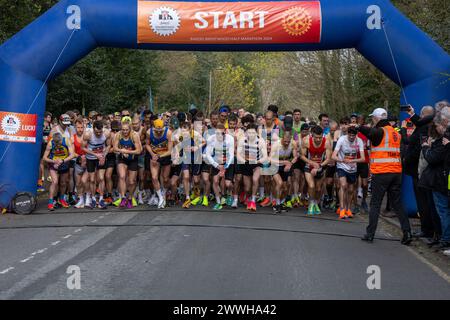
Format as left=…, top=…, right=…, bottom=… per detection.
left=63, top=235, right=72, bottom=239
left=51, top=241, right=61, bottom=246
left=0, top=267, right=15, bottom=274
left=98, top=216, right=105, bottom=219
left=20, top=256, right=34, bottom=263
left=37, top=248, right=47, bottom=254
left=92, top=219, right=98, bottom=223
left=74, top=228, right=82, bottom=233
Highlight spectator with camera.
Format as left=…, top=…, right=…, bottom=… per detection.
left=401, top=105, right=440, bottom=241
left=419, top=102, right=450, bottom=250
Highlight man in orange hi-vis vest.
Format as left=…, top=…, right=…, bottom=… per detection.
left=358, top=108, right=413, bottom=245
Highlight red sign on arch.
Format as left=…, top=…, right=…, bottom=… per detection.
left=138, top=1, right=322, bottom=44
left=0, top=111, right=37, bottom=143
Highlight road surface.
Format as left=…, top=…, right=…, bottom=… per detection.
left=0, top=204, right=449, bottom=299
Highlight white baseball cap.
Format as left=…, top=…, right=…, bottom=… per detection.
left=369, top=108, right=388, bottom=119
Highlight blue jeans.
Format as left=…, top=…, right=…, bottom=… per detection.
left=432, top=191, right=450, bottom=242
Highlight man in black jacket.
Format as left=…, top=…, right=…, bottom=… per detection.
left=401, top=106, right=440, bottom=240
left=419, top=114, right=450, bottom=250
left=358, top=108, right=412, bottom=245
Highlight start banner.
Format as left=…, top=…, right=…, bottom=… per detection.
left=138, top=1, right=322, bottom=44
left=0, top=112, right=37, bottom=143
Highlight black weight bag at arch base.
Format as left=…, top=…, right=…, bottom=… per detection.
left=10, top=192, right=37, bottom=215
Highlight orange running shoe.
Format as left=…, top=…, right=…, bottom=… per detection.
left=346, top=209, right=353, bottom=218
left=338, top=209, right=347, bottom=220
left=336, top=207, right=341, bottom=215
left=260, top=197, right=271, bottom=207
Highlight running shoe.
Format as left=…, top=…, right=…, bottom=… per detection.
left=260, top=197, right=271, bottom=207
left=201, top=195, right=209, bottom=207
left=213, top=203, right=223, bottom=211
left=285, top=200, right=293, bottom=209
left=246, top=201, right=252, bottom=211
left=104, top=196, right=113, bottom=205
left=239, top=192, right=246, bottom=204
left=220, top=197, right=226, bottom=205
left=85, top=197, right=92, bottom=208
left=75, top=198, right=85, bottom=209
left=131, top=197, right=138, bottom=207
left=157, top=197, right=166, bottom=209
left=190, top=196, right=202, bottom=206
left=98, top=199, right=107, bottom=210
left=182, top=198, right=191, bottom=209
left=231, top=198, right=238, bottom=209
left=307, top=204, right=314, bottom=216
left=48, top=202, right=55, bottom=211
left=119, top=198, right=128, bottom=208
left=148, top=195, right=158, bottom=206
left=273, top=205, right=282, bottom=214
left=127, top=199, right=133, bottom=209
left=59, top=198, right=70, bottom=209
left=113, top=198, right=122, bottom=207
left=249, top=201, right=257, bottom=212
left=90, top=198, right=97, bottom=210
left=138, top=192, right=145, bottom=205
left=68, top=193, right=77, bottom=206
left=226, top=195, right=233, bottom=207
left=338, top=209, right=347, bottom=220
left=352, top=206, right=360, bottom=214
left=257, top=196, right=265, bottom=203
left=336, top=206, right=341, bottom=215
left=314, top=204, right=322, bottom=215
left=293, top=197, right=300, bottom=208
left=346, top=209, right=354, bottom=218
left=281, top=203, right=289, bottom=213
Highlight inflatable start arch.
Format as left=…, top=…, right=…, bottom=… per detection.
left=0, top=0, right=449, bottom=214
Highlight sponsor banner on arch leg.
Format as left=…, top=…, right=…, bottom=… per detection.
left=0, top=111, right=37, bottom=143
left=138, top=1, right=322, bottom=44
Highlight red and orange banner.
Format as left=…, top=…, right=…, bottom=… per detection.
left=138, top=1, right=322, bottom=44
left=0, top=112, right=37, bottom=143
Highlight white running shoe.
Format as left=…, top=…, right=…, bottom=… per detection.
left=357, top=188, right=363, bottom=199
left=148, top=195, right=158, bottom=206
left=157, top=197, right=166, bottom=209
left=138, top=191, right=145, bottom=205
left=75, top=198, right=85, bottom=209
left=85, top=197, right=92, bottom=208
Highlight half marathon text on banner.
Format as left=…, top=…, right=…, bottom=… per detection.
left=138, top=0, right=322, bottom=44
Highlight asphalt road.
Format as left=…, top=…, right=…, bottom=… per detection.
left=0, top=203, right=449, bottom=300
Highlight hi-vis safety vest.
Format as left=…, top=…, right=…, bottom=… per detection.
left=370, top=126, right=402, bottom=174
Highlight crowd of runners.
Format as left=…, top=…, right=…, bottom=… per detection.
left=38, top=105, right=373, bottom=218
left=38, top=101, right=450, bottom=249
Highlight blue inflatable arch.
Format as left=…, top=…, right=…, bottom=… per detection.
left=0, top=0, right=449, bottom=214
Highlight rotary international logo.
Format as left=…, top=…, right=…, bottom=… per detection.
left=282, top=6, right=313, bottom=36
left=149, top=7, right=180, bottom=37
left=1, top=114, right=21, bottom=135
